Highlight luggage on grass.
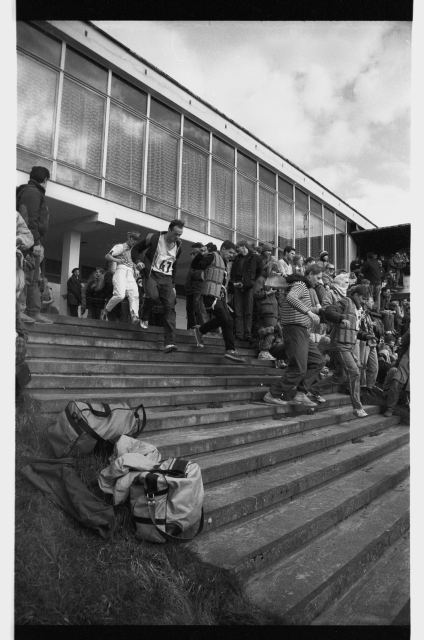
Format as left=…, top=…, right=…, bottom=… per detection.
left=48, top=401, right=146, bottom=458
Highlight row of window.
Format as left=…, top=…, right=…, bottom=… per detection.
left=16, top=21, right=347, bottom=268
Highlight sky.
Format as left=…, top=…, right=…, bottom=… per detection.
left=92, top=20, right=412, bottom=228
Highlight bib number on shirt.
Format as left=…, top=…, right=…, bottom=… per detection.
left=158, top=259, right=173, bottom=274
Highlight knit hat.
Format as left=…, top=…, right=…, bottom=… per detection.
left=261, top=243, right=273, bottom=253
left=319, top=250, right=329, bottom=260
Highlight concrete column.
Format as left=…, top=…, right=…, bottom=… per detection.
left=59, top=229, right=81, bottom=315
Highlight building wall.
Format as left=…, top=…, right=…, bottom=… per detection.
left=17, top=20, right=375, bottom=273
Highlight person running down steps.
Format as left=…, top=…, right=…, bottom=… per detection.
left=192, top=240, right=245, bottom=363
left=101, top=231, right=140, bottom=325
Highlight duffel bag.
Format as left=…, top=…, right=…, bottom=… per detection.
left=130, top=457, right=204, bottom=544
left=48, top=401, right=146, bottom=458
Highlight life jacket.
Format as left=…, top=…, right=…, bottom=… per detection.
left=201, top=252, right=226, bottom=298
left=329, top=296, right=360, bottom=345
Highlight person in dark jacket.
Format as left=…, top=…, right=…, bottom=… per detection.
left=185, top=243, right=209, bottom=329
left=66, top=268, right=82, bottom=317
left=132, top=220, right=184, bottom=353
left=16, top=166, right=53, bottom=325
left=361, top=252, right=382, bottom=311
left=229, top=240, right=263, bottom=342
left=318, top=285, right=372, bottom=418
left=383, top=328, right=410, bottom=417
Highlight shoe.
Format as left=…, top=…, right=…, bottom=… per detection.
left=100, top=309, right=108, bottom=321
left=275, top=359, right=287, bottom=369
left=353, top=408, right=368, bottom=418
left=235, top=335, right=244, bottom=341
left=131, top=311, right=139, bottom=324
left=309, top=394, right=326, bottom=403
left=383, top=408, right=394, bottom=417
left=32, top=314, right=53, bottom=324
left=224, top=351, right=245, bottom=363
left=258, top=351, right=276, bottom=360
left=164, top=344, right=178, bottom=353
left=20, top=312, right=35, bottom=324
left=263, top=392, right=288, bottom=406
left=288, top=392, right=317, bottom=407
left=140, top=319, right=149, bottom=330
left=193, top=326, right=205, bottom=347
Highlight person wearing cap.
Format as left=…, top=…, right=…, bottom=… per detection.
left=229, top=240, right=263, bottom=342
left=277, top=245, right=296, bottom=277
left=316, top=250, right=330, bottom=271
left=184, top=243, right=208, bottom=330
left=318, top=284, right=372, bottom=418
left=102, top=231, right=141, bottom=325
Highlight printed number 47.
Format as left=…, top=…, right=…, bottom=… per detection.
left=159, top=260, right=172, bottom=274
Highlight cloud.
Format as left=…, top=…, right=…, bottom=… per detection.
left=346, top=180, right=412, bottom=227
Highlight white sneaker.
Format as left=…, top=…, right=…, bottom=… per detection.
left=224, top=351, right=245, bottom=363
left=258, top=351, right=276, bottom=360
left=131, top=311, right=139, bottom=324
left=353, top=408, right=368, bottom=418
left=289, top=392, right=317, bottom=407
left=140, top=320, right=149, bottom=330
left=263, top=392, right=288, bottom=406
left=164, top=344, right=178, bottom=353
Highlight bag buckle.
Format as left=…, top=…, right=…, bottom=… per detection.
left=146, top=493, right=155, bottom=503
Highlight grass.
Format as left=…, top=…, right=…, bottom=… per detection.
left=15, top=392, right=282, bottom=626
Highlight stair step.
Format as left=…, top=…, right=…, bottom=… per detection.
left=189, top=413, right=400, bottom=484
left=244, top=476, right=410, bottom=624
left=147, top=404, right=383, bottom=457
left=199, top=427, right=408, bottom=533
left=195, top=442, right=409, bottom=573
left=27, top=359, right=279, bottom=379
left=311, top=531, right=410, bottom=625
left=28, top=374, right=276, bottom=391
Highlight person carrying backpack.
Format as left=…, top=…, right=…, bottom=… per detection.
left=16, top=166, right=52, bottom=324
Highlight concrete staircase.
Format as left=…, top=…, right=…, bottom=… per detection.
left=26, top=316, right=410, bottom=625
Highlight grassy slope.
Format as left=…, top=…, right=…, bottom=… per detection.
left=15, top=392, right=282, bottom=626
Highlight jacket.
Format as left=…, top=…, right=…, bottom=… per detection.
left=16, top=180, right=49, bottom=246
left=132, top=232, right=182, bottom=284
left=361, top=259, right=382, bottom=284
left=16, top=211, right=34, bottom=252
left=67, top=275, right=82, bottom=306
left=323, top=294, right=367, bottom=345
left=229, top=253, right=262, bottom=291
left=253, top=275, right=278, bottom=318
left=184, top=255, right=205, bottom=295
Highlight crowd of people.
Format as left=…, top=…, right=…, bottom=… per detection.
left=15, top=166, right=410, bottom=416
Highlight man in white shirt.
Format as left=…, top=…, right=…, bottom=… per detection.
left=102, top=231, right=140, bottom=324
left=277, top=245, right=296, bottom=277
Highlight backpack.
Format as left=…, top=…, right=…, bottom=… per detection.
left=130, top=457, right=204, bottom=544
left=48, top=401, right=146, bottom=458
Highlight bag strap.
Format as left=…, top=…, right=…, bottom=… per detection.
left=85, top=402, right=111, bottom=417
left=65, top=406, right=104, bottom=443
left=133, top=403, right=147, bottom=434
left=147, top=500, right=204, bottom=543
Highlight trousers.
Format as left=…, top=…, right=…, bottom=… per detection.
left=200, top=296, right=235, bottom=352
left=142, top=271, right=176, bottom=346
left=105, top=267, right=139, bottom=316
left=19, top=254, right=41, bottom=317
left=233, top=287, right=254, bottom=339
left=269, top=325, right=325, bottom=400
left=331, top=342, right=363, bottom=411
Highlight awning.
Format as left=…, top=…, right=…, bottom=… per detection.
left=351, top=224, right=410, bottom=256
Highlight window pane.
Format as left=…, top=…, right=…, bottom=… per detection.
left=278, top=196, right=293, bottom=249
left=17, top=54, right=58, bottom=156
left=111, top=75, right=147, bottom=114
left=210, top=223, right=233, bottom=242
left=56, top=164, right=100, bottom=195
left=146, top=124, right=178, bottom=205
left=181, top=143, right=208, bottom=217
left=259, top=165, right=276, bottom=189
left=310, top=197, right=322, bottom=216
left=237, top=173, right=256, bottom=238
left=295, top=188, right=309, bottom=210
left=211, top=159, right=234, bottom=227
left=58, top=79, right=105, bottom=175
left=17, top=22, right=61, bottom=66
left=106, top=104, right=144, bottom=191
left=324, top=206, right=334, bottom=225
left=146, top=198, right=178, bottom=222
left=150, top=98, right=180, bottom=133
left=65, top=47, right=107, bottom=92
left=324, top=223, right=335, bottom=262
left=310, top=214, right=322, bottom=259
left=179, top=211, right=207, bottom=233
left=105, top=183, right=141, bottom=210
left=17, top=149, right=52, bottom=174
left=212, top=136, right=234, bottom=164
left=183, top=118, right=209, bottom=150
left=237, top=151, right=256, bottom=178
left=259, top=186, right=275, bottom=244
left=295, top=209, right=308, bottom=257
left=278, top=176, right=293, bottom=199
left=237, top=233, right=256, bottom=244
left=336, top=232, right=346, bottom=270
left=336, top=214, right=346, bottom=232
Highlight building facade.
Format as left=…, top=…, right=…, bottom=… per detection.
left=16, top=20, right=377, bottom=314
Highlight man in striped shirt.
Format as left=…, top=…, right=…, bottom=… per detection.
left=263, top=264, right=326, bottom=407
